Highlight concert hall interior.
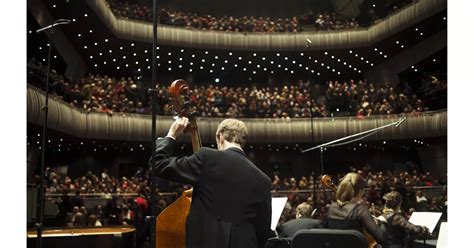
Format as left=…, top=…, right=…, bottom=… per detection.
left=22, top=0, right=450, bottom=248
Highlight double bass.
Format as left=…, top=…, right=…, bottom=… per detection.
left=155, top=79, right=202, bottom=248
left=320, top=175, right=379, bottom=248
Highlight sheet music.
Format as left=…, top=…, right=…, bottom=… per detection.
left=408, top=212, right=442, bottom=234
left=271, top=197, right=288, bottom=231
left=436, top=222, right=447, bottom=248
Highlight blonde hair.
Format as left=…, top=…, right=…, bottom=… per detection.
left=336, top=173, right=366, bottom=206
left=296, top=202, right=313, bottom=218
left=383, top=191, right=402, bottom=209
left=216, top=119, right=248, bottom=147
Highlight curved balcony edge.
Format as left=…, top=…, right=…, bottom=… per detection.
left=86, top=0, right=447, bottom=51
left=27, top=85, right=447, bottom=143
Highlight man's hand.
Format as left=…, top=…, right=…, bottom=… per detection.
left=167, top=117, right=190, bottom=140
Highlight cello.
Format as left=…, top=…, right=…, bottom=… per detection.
left=155, top=79, right=202, bottom=248
left=320, top=175, right=378, bottom=248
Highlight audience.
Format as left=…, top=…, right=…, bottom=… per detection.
left=27, top=60, right=445, bottom=119
left=43, top=164, right=446, bottom=232
left=105, top=0, right=415, bottom=33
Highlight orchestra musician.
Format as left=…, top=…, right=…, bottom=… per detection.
left=326, top=172, right=387, bottom=246
left=151, top=117, right=272, bottom=248
left=277, top=202, right=324, bottom=238
left=381, top=191, right=430, bottom=248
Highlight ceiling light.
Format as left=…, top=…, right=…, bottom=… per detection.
left=349, top=50, right=352, bottom=53
left=276, top=53, right=280, bottom=56
left=144, top=50, right=148, bottom=53
left=180, top=49, right=184, bottom=52
left=192, top=54, right=195, bottom=58
left=84, top=46, right=88, bottom=49
left=168, top=68, right=172, bottom=71
left=224, top=60, right=228, bottom=63
left=109, top=50, right=112, bottom=53
left=168, top=52, right=172, bottom=56
left=401, top=45, right=404, bottom=48
left=262, top=57, right=266, bottom=60
left=94, top=42, right=98, bottom=46
left=238, top=57, right=242, bottom=60
left=234, top=64, right=238, bottom=67
left=99, top=53, right=103, bottom=56
left=324, top=52, right=328, bottom=55
left=253, top=53, right=257, bottom=56
left=131, top=43, right=134, bottom=46
left=215, top=56, right=218, bottom=59
left=117, top=66, right=120, bottom=69
left=384, top=55, right=388, bottom=58
left=94, top=64, right=98, bottom=67
left=229, top=52, right=233, bottom=55
left=84, top=14, right=88, bottom=17
left=89, top=55, right=93, bottom=59
left=133, top=53, right=136, bottom=56
left=205, top=51, right=208, bottom=54
left=89, top=30, right=93, bottom=33
left=77, top=34, right=81, bottom=37
left=189, top=69, right=193, bottom=72
left=105, top=39, right=108, bottom=42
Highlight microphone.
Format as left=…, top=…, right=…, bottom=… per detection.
left=395, top=117, right=407, bottom=128
left=36, top=19, right=71, bottom=33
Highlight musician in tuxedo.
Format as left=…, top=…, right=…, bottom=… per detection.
left=151, top=118, right=272, bottom=248
left=326, top=172, right=387, bottom=246
left=381, top=191, right=429, bottom=248
left=278, top=202, right=324, bottom=238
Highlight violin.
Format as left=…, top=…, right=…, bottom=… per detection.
left=320, top=175, right=378, bottom=248
left=155, top=79, right=202, bottom=248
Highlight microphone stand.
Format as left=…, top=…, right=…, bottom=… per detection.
left=301, top=117, right=407, bottom=175
left=34, top=18, right=70, bottom=248
left=147, top=1, right=159, bottom=248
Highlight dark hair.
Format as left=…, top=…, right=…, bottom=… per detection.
left=336, top=173, right=365, bottom=206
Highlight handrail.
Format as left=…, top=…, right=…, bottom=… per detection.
left=86, top=0, right=446, bottom=51
left=27, top=84, right=447, bottom=143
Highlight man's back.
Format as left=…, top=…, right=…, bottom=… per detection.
left=153, top=137, right=272, bottom=248
left=278, top=218, right=324, bottom=238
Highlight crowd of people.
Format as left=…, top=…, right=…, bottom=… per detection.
left=27, top=60, right=445, bottom=119
left=40, top=164, right=446, bottom=234
left=106, top=0, right=360, bottom=32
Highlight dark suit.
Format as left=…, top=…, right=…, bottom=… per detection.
left=278, top=217, right=324, bottom=238
left=152, top=137, right=272, bottom=248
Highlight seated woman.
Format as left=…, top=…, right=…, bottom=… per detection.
left=327, top=172, right=386, bottom=247
left=381, top=191, right=429, bottom=248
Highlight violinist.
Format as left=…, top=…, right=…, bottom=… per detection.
left=151, top=118, right=272, bottom=248
left=326, top=172, right=387, bottom=246
left=381, top=191, right=429, bottom=248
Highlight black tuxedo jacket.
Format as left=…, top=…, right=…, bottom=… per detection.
left=278, top=217, right=324, bottom=238
left=152, top=137, right=272, bottom=248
